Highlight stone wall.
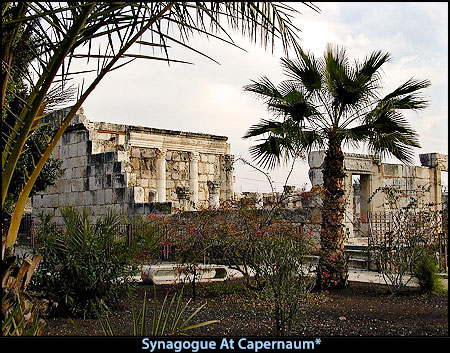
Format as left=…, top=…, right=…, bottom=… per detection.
left=32, top=108, right=234, bottom=223
left=308, top=150, right=448, bottom=237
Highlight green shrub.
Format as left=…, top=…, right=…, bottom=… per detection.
left=413, top=248, right=445, bottom=294
left=30, top=207, right=137, bottom=318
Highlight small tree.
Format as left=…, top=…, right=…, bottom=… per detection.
left=368, top=185, right=445, bottom=295
left=253, top=222, right=315, bottom=336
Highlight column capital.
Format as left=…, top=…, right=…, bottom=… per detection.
left=190, top=151, right=200, bottom=162
left=155, top=148, right=167, bottom=159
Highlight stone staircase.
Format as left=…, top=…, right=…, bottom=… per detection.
left=345, top=243, right=377, bottom=271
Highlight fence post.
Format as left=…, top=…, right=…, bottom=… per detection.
left=127, top=224, right=132, bottom=247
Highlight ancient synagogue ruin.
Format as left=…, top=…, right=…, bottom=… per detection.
left=32, top=108, right=447, bottom=239
left=32, top=108, right=234, bottom=223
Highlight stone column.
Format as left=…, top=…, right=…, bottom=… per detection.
left=207, top=180, right=221, bottom=208
left=220, top=154, right=234, bottom=200
left=189, top=152, right=199, bottom=208
left=343, top=172, right=354, bottom=239
left=155, top=148, right=166, bottom=202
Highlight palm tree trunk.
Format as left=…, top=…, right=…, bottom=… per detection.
left=317, top=144, right=349, bottom=289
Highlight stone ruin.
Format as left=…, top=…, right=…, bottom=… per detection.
left=308, top=150, right=448, bottom=237
left=31, top=107, right=447, bottom=240
left=32, top=108, right=234, bottom=223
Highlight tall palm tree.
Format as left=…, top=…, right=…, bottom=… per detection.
left=243, top=44, right=430, bottom=289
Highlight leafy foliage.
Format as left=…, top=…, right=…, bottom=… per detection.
left=93, top=286, right=219, bottom=336
left=254, top=229, right=315, bottom=336
left=30, top=207, right=137, bottom=317
left=413, top=248, right=446, bottom=294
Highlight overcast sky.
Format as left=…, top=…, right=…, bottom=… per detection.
left=78, top=2, right=448, bottom=192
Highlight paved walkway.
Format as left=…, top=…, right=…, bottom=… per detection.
left=14, top=244, right=448, bottom=290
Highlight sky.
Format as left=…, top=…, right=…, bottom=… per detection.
left=77, top=2, right=448, bottom=193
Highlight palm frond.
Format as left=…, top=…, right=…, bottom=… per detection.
left=380, top=78, right=431, bottom=110
left=280, top=50, right=322, bottom=92
left=243, top=118, right=287, bottom=139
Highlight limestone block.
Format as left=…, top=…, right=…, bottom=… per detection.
left=172, top=151, right=181, bottom=161
left=89, top=176, right=103, bottom=190
left=198, top=191, right=206, bottom=201
left=84, top=191, right=95, bottom=205
left=63, top=168, right=72, bottom=180
left=60, top=145, right=68, bottom=160
left=97, top=132, right=112, bottom=141
left=148, top=179, right=157, bottom=188
left=208, top=164, right=215, bottom=175
left=72, top=166, right=86, bottom=179
left=103, top=189, right=112, bottom=205
left=72, top=156, right=88, bottom=169
left=117, top=150, right=129, bottom=161
left=71, top=178, right=85, bottom=192
left=130, top=157, right=140, bottom=171
left=401, top=165, right=415, bottom=178
left=179, top=161, right=186, bottom=171
left=134, top=187, right=145, bottom=203
left=57, top=193, right=68, bottom=207
left=33, top=195, right=42, bottom=208
left=200, top=154, right=208, bottom=163
left=199, top=174, right=207, bottom=182
left=165, top=150, right=172, bottom=161
left=140, top=179, right=149, bottom=188
left=208, top=155, right=216, bottom=163
left=121, top=161, right=132, bottom=173
left=96, top=189, right=105, bottom=205
left=68, top=144, right=78, bottom=158
left=166, top=179, right=175, bottom=189
left=113, top=174, right=126, bottom=188
left=77, top=142, right=88, bottom=157
left=415, top=167, right=430, bottom=179
left=45, top=185, right=58, bottom=194
left=91, top=141, right=104, bottom=154
left=128, top=173, right=137, bottom=187
left=172, top=172, right=179, bottom=180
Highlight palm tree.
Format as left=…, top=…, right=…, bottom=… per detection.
left=243, top=44, right=430, bottom=289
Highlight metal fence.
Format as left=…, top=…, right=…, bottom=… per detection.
left=2, top=213, right=35, bottom=246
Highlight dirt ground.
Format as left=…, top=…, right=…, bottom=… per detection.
left=40, top=278, right=447, bottom=337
